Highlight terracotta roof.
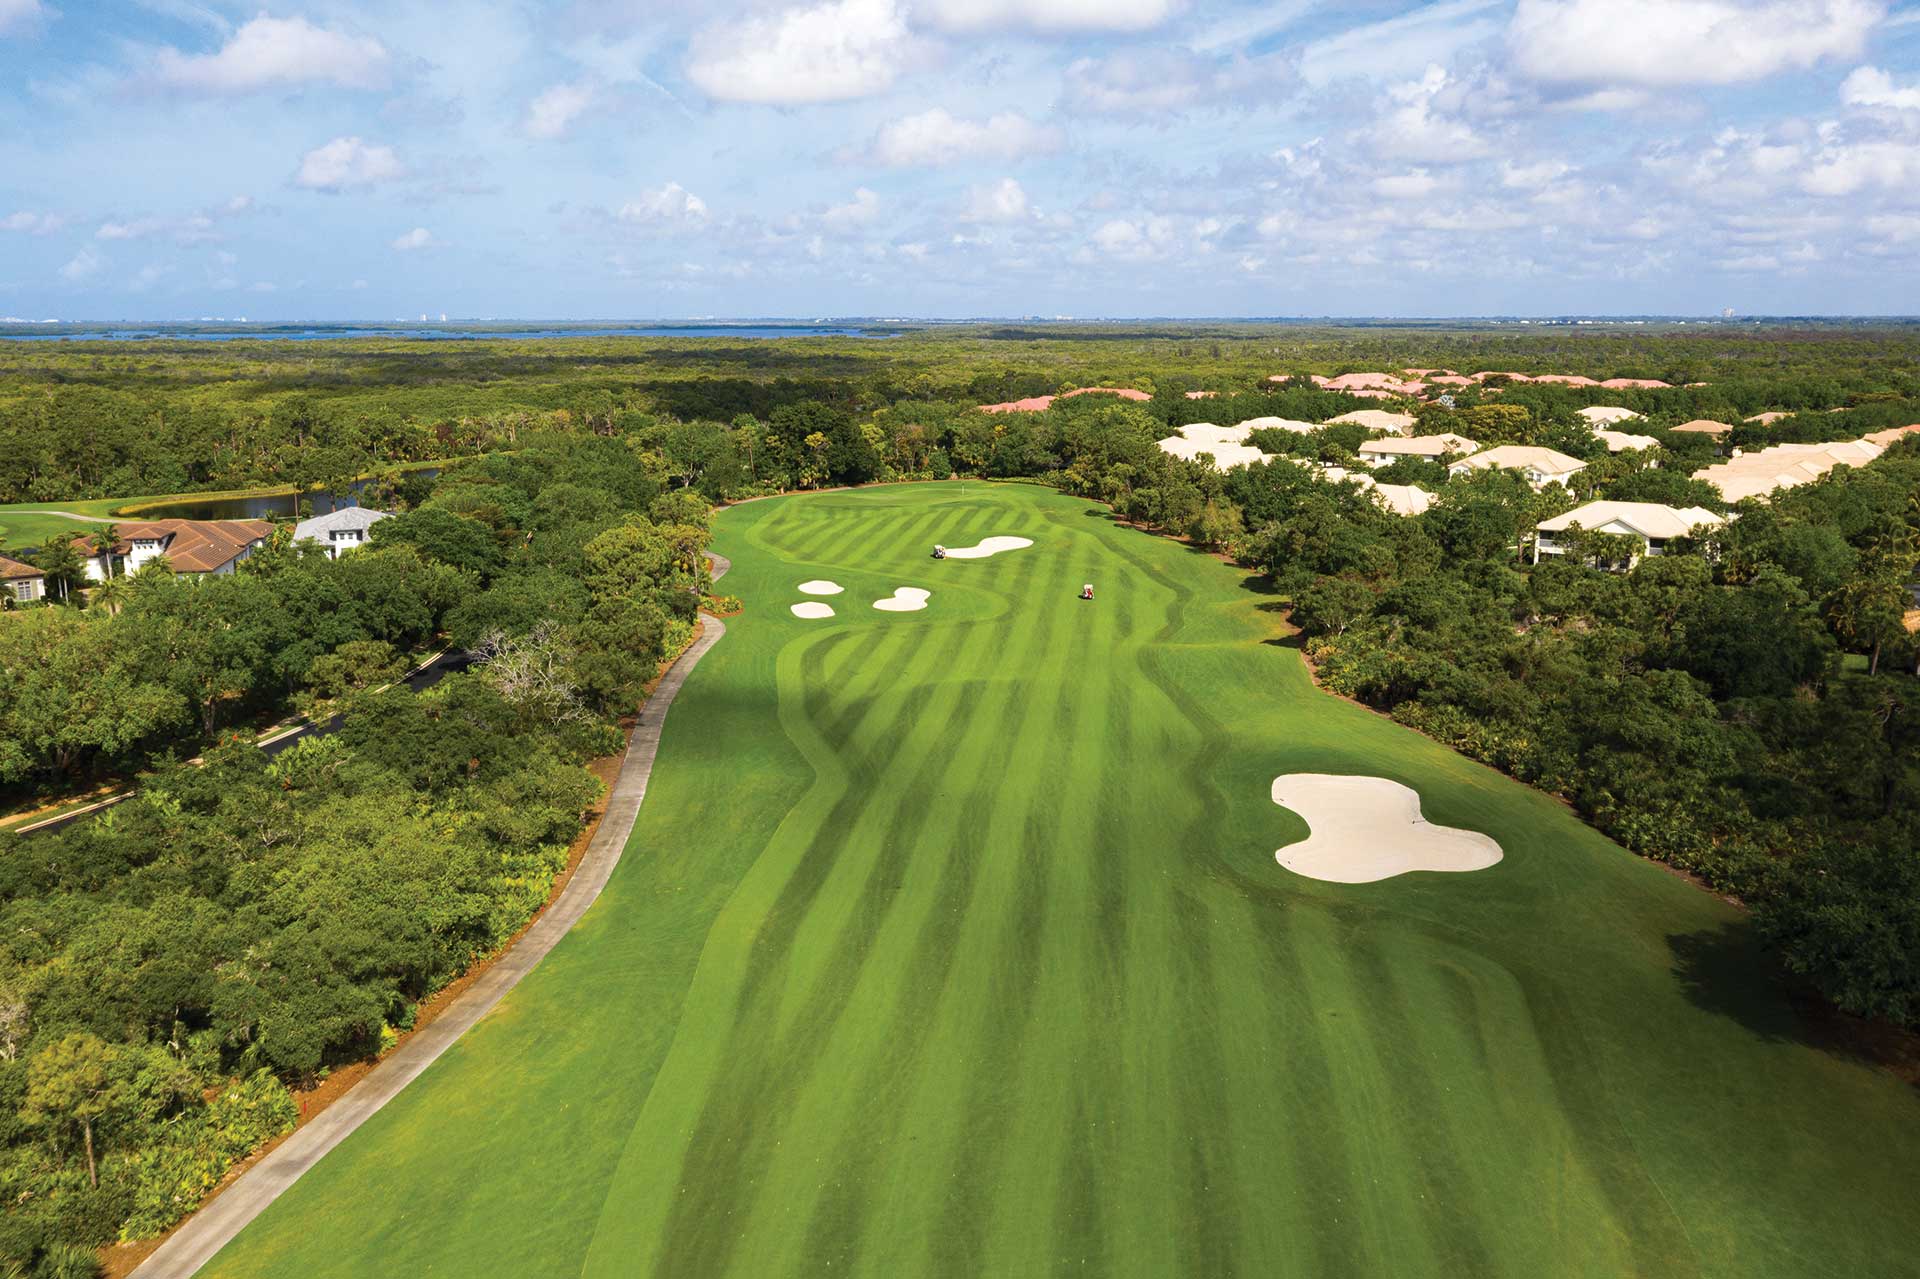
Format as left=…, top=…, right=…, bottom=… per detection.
left=1060, top=386, right=1151, bottom=402
left=1692, top=431, right=1912, bottom=502
left=1312, top=372, right=1427, bottom=395
left=978, top=395, right=1055, bottom=413
left=1671, top=419, right=1733, bottom=435
left=103, top=519, right=273, bottom=573
left=0, top=555, right=43, bottom=581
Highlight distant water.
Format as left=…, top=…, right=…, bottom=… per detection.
left=0, top=323, right=899, bottom=342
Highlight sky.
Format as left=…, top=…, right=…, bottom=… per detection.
left=2, top=0, right=1920, bottom=320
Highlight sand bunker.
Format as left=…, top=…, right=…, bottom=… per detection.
left=1269, top=774, right=1502, bottom=883
left=790, top=601, right=836, bottom=619
left=941, top=537, right=1033, bottom=559
left=797, top=580, right=843, bottom=595
left=873, top=587, right=931, bottom=612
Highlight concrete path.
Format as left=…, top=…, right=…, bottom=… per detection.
left=130, top=570, right=731, bottom=1279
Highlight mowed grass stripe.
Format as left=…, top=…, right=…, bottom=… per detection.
left=200, top=482, right=1920, bottom=1279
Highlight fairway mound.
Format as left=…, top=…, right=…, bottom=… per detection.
left=1270, top=773, right=1502, bottom=883
left=790, top=601, right=836, bottom=619
left=873, top=587, right=930, bottom=612
left=942, top=536, right=1033, bottom=559
left=797, top=579, right=843, bottom=595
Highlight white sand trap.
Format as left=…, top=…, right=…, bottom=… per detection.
left=790, top=601, right=836, bottom=619
left=1270, top=774, right=1502, bottom=883
left=873, top=587, right=931, bottom=612
left=941, top=536, right=1033, bottom=559
left=797, top=579, right=843, bottom=595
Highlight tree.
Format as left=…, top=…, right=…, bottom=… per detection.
left=23, top=1033, right=126, bottom=1187
left=34, top=534, right=88, bottom=604
left=1827, top=572, right=1910, bottom=676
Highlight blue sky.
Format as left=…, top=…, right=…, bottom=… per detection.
left=2, top=0, right=1919, bottom=319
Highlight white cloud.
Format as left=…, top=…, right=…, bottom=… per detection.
left=60, top=248, right=103, bottom=281
left=0, top=0, right=45, bottom=37
left=1801, top=139, right=1920, bottom=194
left=1374, top=169, right=1441, bottom=198
left=1866, top=213, right=1920, bottom=242
left=962, top=177, right=1030, bottom=222
left=525, top=81, right=595, bottom=139
left=1365, top=65, right=1490, bottom=161
left=821, top=187, right=880, bottom=230
left=686, top=0, right=913, bottom=104
left=1090, top=215, right=1178, bottom=259
left=1841, top=65, right=1920, bottom=110
left=1501, top=159, right=1571, bottom=188
left=2, top=210, right=65, bottom=234
left=865, top=108, right=1059, bottom=166
left=1509, top=0, right=1882, bottom=89
left=918, top=0, right=1178, bottom=32
left=128, top=262, right=174, bottom=292
left=294, top=137, right=405, bottom=191
left=390, top=227, right=437, bottom=251
left=617, top=182, right=709, bottom=225
left=1061, top=47, right=1273, bottom=115
left=151, top=15, right=390, bottom=93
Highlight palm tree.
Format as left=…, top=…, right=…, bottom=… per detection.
left=89, top=524, right=119, bottom=578
left=87, top=576, right=129, bottom=617
left=33, top=535, right=87, bottom=605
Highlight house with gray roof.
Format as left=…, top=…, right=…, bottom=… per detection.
left=293, top=506, right=392, bottom=559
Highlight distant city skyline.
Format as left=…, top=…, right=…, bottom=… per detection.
left=3, top=0, right=1919, bottom=319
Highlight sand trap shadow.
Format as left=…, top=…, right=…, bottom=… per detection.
left=1270, top=773, right=1503, bottom=883
left=873, top=587, right=931, bottom=612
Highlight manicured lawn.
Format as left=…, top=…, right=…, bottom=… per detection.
left=0, top=497, right=127, bottom=551
left=206, top=481, right=1920, bottom=1278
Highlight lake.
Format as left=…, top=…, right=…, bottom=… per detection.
left=122, top=471, right=437, bottom=521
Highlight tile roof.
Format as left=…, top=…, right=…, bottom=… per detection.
left=0, top=555, right=44, bottom=581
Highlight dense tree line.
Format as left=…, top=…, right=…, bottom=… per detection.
left=0, top=437, right=708, bottom=1274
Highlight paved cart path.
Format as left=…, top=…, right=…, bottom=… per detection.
left=130, top=558, right=731, bottom=1279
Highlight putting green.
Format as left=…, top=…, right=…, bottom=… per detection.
left=206, top=481, right=1920, bottom=1278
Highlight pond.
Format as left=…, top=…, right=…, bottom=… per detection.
left=121, top=470, right=438, bottom=521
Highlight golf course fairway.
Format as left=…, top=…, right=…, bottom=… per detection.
left=204, top=481, right=1920, bottom=1278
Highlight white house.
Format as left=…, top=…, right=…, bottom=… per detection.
left=1449, top=445, right=1588, bottom=489
left=82, top=519, right=272, bottom=581
left=1157, top=423, right=1275, bottom=471
left=1534, top=501, right=1724, bottom=567
left=1356, top=433, right=1478, bottom=467
left=1, top=555, right=45, bottom=604
left=1371, top=483, right=1434, bottom=516
left=293, top=506, right=392, bottom=559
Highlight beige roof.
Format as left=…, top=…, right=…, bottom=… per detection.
left=1595, top=429, right=1660, bottom=453
left=1671, top=419, right=1733, bottom=436
left=1371, top=483, right=1434, bottom=517
left=1157, top=422, right=1272, bottom=470
left=1327, top=409, right=1417, bottom=434
left=1236, top=415, right=1320, bottom=434
left=1358, top=432, right=1477, bottom=458
left=1577, top=405, right=1643, bottom=425
left=1745, top=411, right=1789, bottom=424
left=1691, top=431, right=1914, bottom=502
left=1451, top=445, right=1587, bottom=475
left=1537, top=501, right=1724, bottom=539
left=0, top=555, right=44, bottom=581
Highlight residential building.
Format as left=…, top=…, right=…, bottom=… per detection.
left=293, top=506, right=392, bottom=559
left=1671, top=419, right=1734, bottom=438
left=1594, top=429, right=1660, bottom=453
left=1371, top=483, right=1434, bottom=516
left=1448, top=445, right=1588, bottom=488
left=1157, top=423, right=1273, bottom=470
left=82, top=519, right=273, bottom=581
left=1, top=555, right=45, bottom=604
left=1356, top=433, right=1478, bottom=466
left=1692, top=426, right=1920, bottom=502
left=1327, top=408, right=1417, bottom=434
left=1577, top=405, right=1643, bottom=426
left=1534, top=501, right=1725, bottom=568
